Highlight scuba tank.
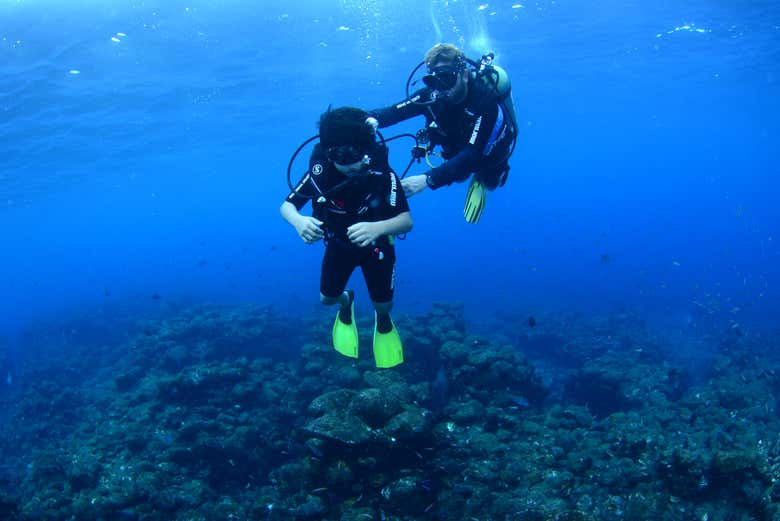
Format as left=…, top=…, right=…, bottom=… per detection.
left=477, top=54, right=518, bottom=133
left=490, top=64, right=518, bottom=132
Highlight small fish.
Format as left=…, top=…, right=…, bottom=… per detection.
left=6, top=372, right=11, bottom=386
left=600, top=253, right=611, bottom=265
left=311, top=487, right=328, bottom=494
left=151, top=293, right=161, bottom=300
left=528, top=316, right=536, bottom=328
left=104, top=287, right=111, bottom=296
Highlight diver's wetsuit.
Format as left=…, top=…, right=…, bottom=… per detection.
left=370, top=77, right=516, bottom=190
left=286, top=143, right=409, bottom=303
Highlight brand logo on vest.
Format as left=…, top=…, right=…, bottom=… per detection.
left=312, top=163, right=323, bottom=175
left=389, top=173, right=397, bottom=207
left=469, top=116, right=483, bottom=145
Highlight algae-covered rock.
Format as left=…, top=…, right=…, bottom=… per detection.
left=308, top=389, right=357, bottom=416
left=658, top=448, right=708, bottom=497
left=384, top=406, right=433, bottom=443
left=65, top=458, right=100, bottom=492
left=304, top=413, right=372, bottom=445
left=325, top=459, right=354, bottom=491
left=347, top=387, right=404, bottom=427
left=711, top=450, right=771, bottom=507
left=379, top=475, right=430, bottom=514
left=339, top=507, right=377, bottom=521
left=293, top=494, right=327, bottom=519
left=332, top=364, right=361, bottom=387
left=450, top=399, right=485, bottom=425
left=553, top=510, right=589, bottom=521
left=559, top=405, right=593, bottom=429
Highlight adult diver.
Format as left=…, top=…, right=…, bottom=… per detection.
left=367, top=43, right=518, bottom=224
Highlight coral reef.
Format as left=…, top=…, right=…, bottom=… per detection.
left=0, top=302, right=778, bottom=520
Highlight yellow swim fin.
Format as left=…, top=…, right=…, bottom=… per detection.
left=373, top=313, right=403, bottom=368
left=464, top=177, right=487, bottom=224
left=332, top=290, right=358, bottom=358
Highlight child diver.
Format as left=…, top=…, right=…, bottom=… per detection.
left=280, top=106, right=413, bottom=368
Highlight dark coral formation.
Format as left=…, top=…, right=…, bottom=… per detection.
left=0, top=302, right=778, bottom=520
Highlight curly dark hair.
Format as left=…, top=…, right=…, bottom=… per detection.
left=318, top=106, right=374, bottom=149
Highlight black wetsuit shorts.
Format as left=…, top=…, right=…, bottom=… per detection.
left=321, top=239, right=396, bottom=303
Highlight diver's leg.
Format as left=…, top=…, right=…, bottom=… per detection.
left=321, top=243, right=359, bottom=357
left=361, top=245, right=402, bottom=367
left=320, top=242, right=355, bottom=307
left=477, top=160, right=510, bottom=191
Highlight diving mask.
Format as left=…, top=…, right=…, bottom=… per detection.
left=422, top=65, right=460, bottom=92
left=329, top=145, right=371, bottom=176
left=327, top=144, right=367, bottom=166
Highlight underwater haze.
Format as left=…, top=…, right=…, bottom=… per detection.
left=1, top=0, right=778, bottom=337
left=1, top=0, right=780, bottom=519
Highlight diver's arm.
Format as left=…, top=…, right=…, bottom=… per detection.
left=379, top=211, right=413, bottom=235
left=425, top=146, right=482, bottom=189
left=401, top=147, right=481, bottom=195
left=369, top=90, right=429, bottom=128
left=346, top=212, right=413, bottom=248
left=280, top=201, right=324, bottom=244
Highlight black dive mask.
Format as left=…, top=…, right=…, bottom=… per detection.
left=327, top=144, right=367, bottom=165
left=422, top=66, right=459, bottom=91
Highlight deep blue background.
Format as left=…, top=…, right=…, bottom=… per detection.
left=1, top=0, right=778, bottom=347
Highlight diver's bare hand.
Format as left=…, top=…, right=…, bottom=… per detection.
left=295, top=216, right=324, bottom=244
left=347, top=222, right=381, bottom=248
left=401, top=174, right=428, bottom=197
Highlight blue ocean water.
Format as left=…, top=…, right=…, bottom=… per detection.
left=0, top=0, right=778, bottom=345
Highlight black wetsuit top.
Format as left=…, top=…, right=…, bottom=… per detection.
left=286, top=142, right=410, bottom=247
left=370, top=77, right=516, bottom=189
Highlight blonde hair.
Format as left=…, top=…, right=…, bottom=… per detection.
left=424, top=43, right=467, bottom=71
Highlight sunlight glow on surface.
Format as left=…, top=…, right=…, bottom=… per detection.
left=468, top=34, right=491, bottom=55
